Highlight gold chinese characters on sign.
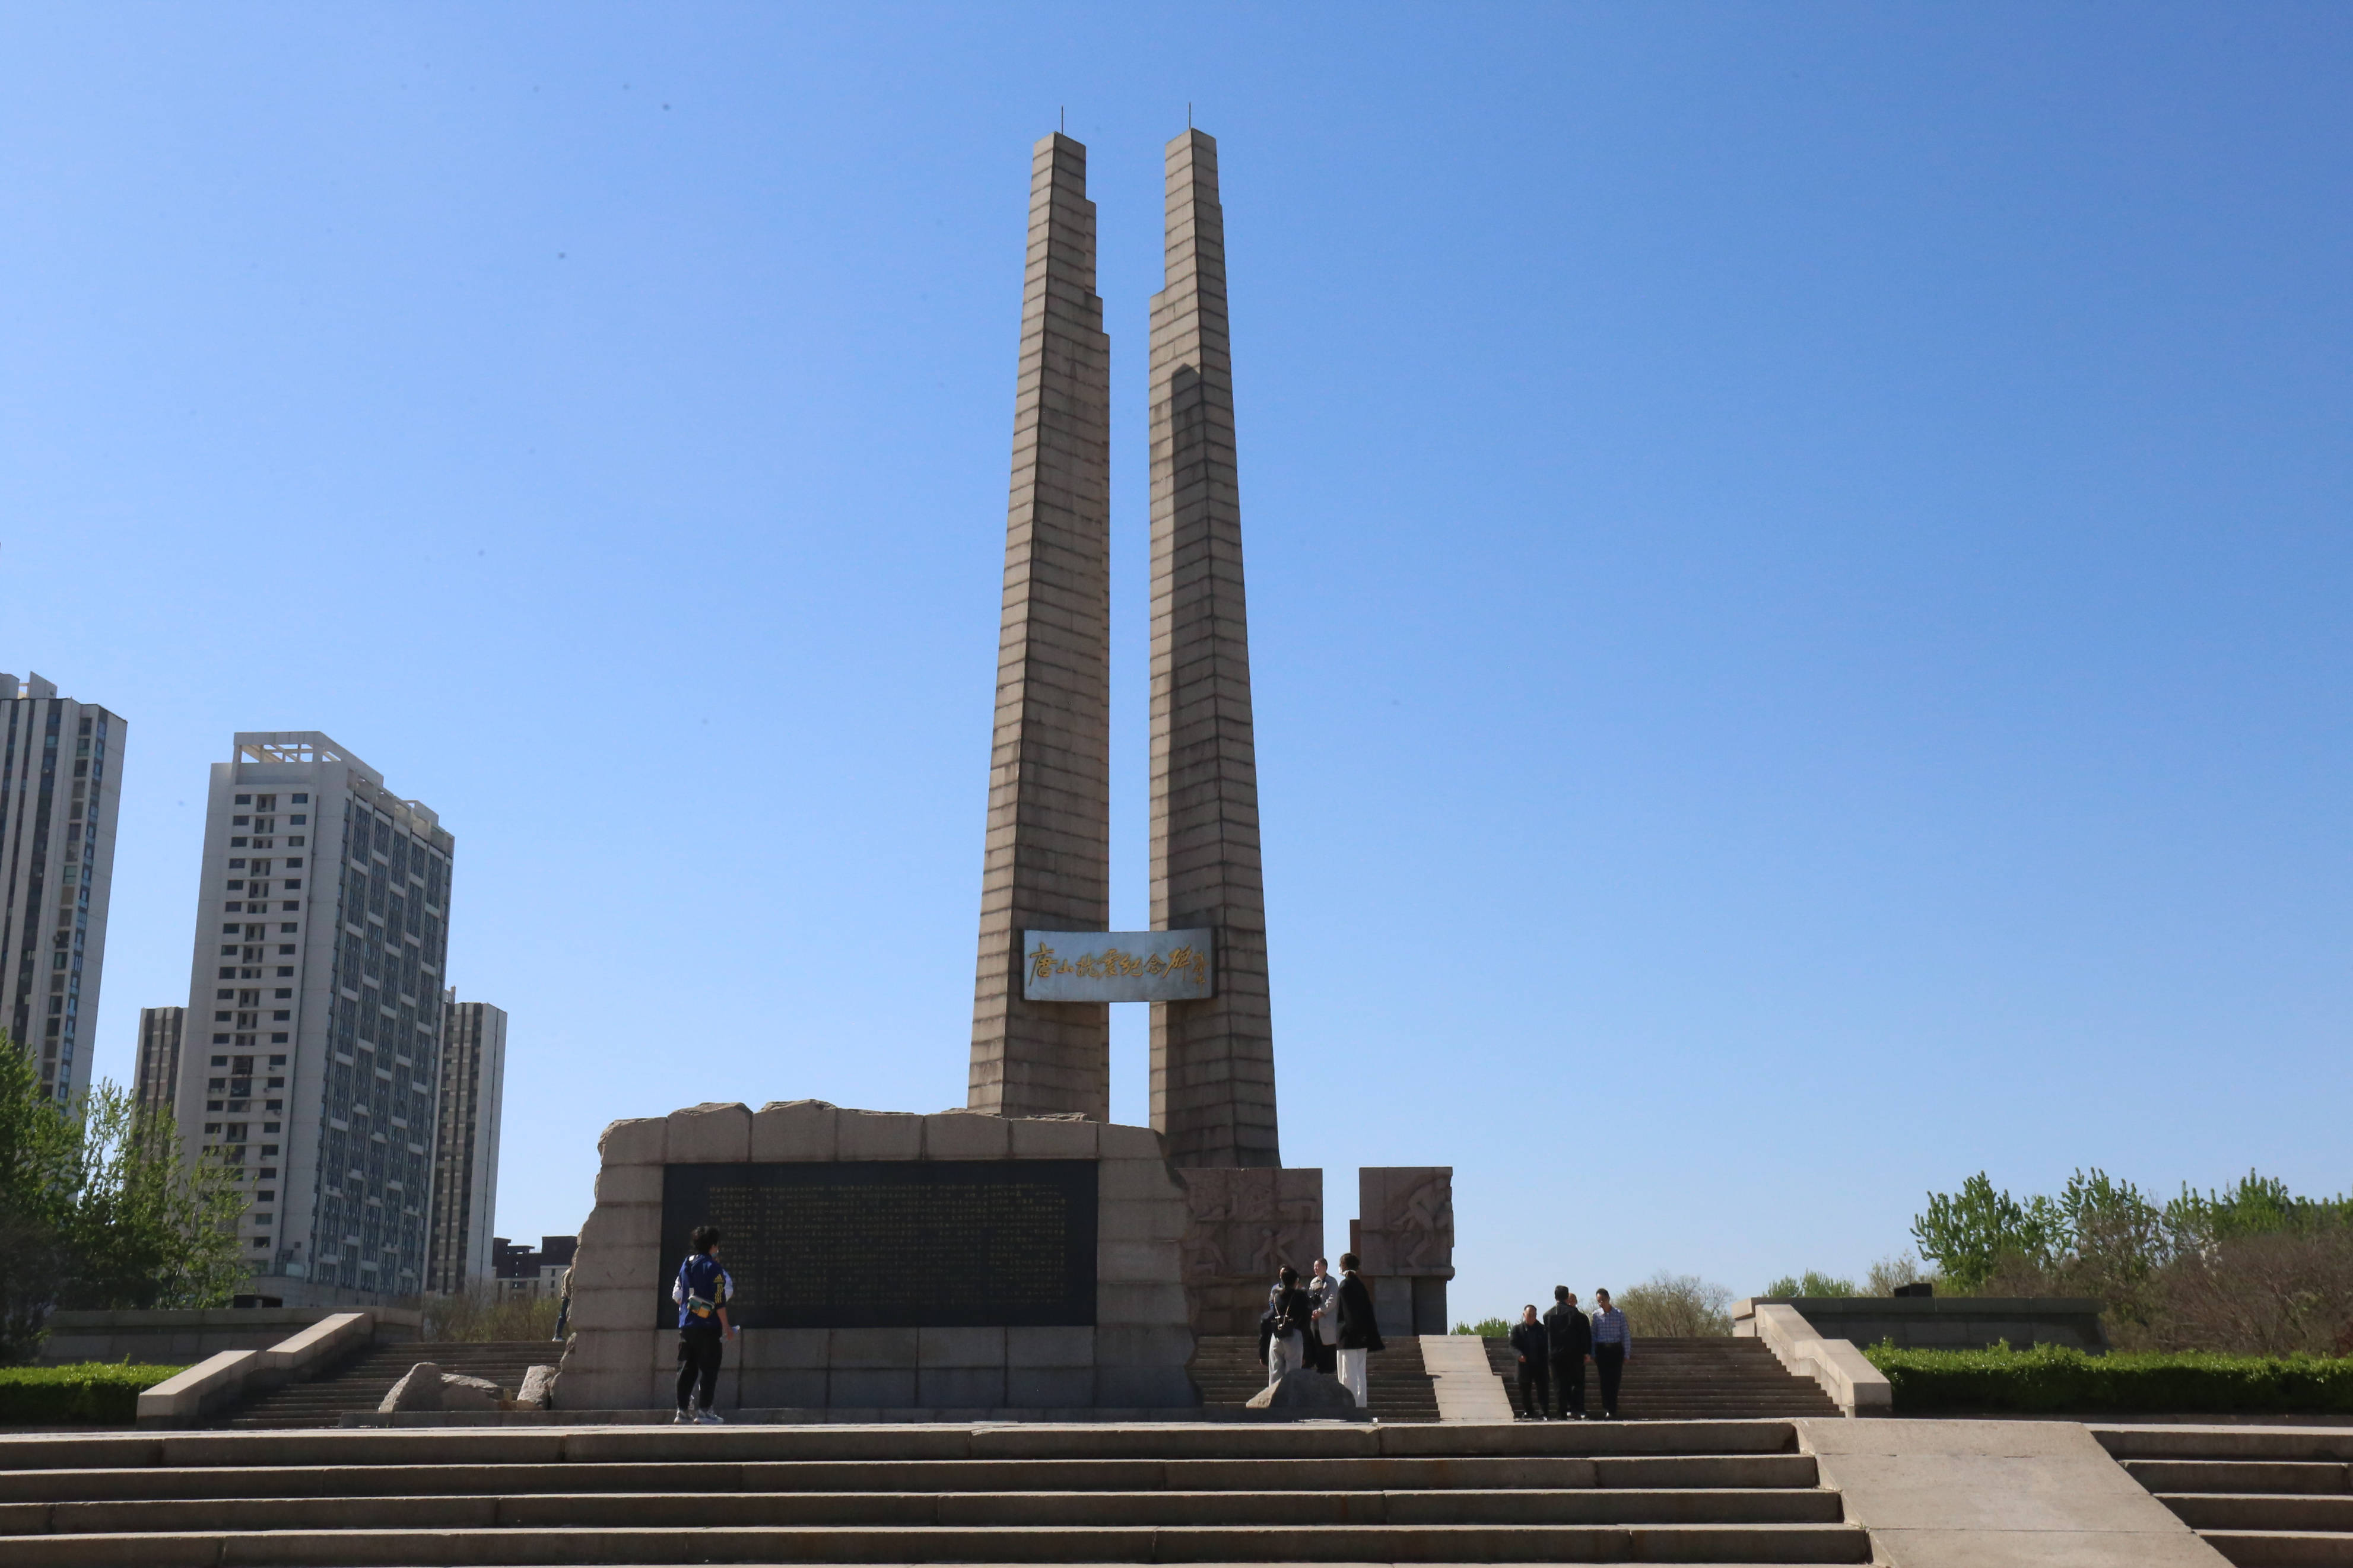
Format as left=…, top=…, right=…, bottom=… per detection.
left=1021, top=928, right=1215, bottom=1003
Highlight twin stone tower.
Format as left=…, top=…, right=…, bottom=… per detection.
left=966, top=129, right=1278, bottom=1173
left=558, top=131, right=1449, bottom=1414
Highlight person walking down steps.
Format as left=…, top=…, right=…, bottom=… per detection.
left=1509, top=1305, right=1551, bottom=1420
left=1544, top=1286, right=1592, bottom=1419
left=672, top=1224, right=736, bottom=1424
left=1589, top=1286, right=1631, bottom=1419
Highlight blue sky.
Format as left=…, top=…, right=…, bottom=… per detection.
left=5, top=4, right=2348, bottom=1321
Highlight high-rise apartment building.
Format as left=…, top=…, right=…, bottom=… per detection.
left=425, top=990, right=505, bottom=1293
left=177, top=733, right=455, bottom=1303
left=135, top=1006, right=186, bottom=1118
left=1, top=673, right=125, bottom=1105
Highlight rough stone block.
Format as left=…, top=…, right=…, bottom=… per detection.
left=593, top=1163, right=663, bottom=1206
left=1098, top=1240, right=1182, bottom=1283
left=738, top=1329, right=829, bottom=1370
left=739, top=1367, right=827, bottom=1408
left=1100, top=1159, right=1180, bottom=1203
left=1006, top=1325, right=1094, bottom=1367
left=1010, top=1117, right=1098, bottom=1159
left=920, top=1327, right=1006, bottom=1367
left=565, top=1289, right=655, bottom=1334
left=598, top=1118, right=665, bottom=1166
left=567, top=1242, right=658, bottom=1293
left=1097, top=1123, right=1164, bottom=1161
left=752, top=1100, right=839, bottom=1162
left=1098, top=1197, right=1186, bottom=1243
left=1095, top=1364, right=1196, bottom=1408
left=1093, top=1323, right=1193, bottom=1367
left=919, top=1366, right=1008, bottom=1407
left=1006, top=1366, right=1094, bottom=1407
left=666, top=1102, right=752, bottom=1163
left=1098, top=1281, right=1189, bottom=1325
left=923, top=1110, right=1011, bottom=1160
left=581, top=1195, right=662, bottom=1243
left=828, top=1367, right=917, bottom=1408
left=833, top=1110, right=921, bottom=1162
left=514, top=1365, right=558, bottom=1410
left=830, top=1327, right=920, bottom=1368
left=553, top=1366, right=650, bottom=1410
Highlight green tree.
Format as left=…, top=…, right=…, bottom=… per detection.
left=0, top=1038, right=77, bottom=1362
left=1911, top=1172, right=2065, bottom=1293
left=1762, top=1271, right=1857, bottom=1299
left=0, top=1035, right=243, bottom=1362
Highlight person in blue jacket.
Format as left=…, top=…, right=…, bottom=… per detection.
left=671, top=1225, right=736, bottom=1424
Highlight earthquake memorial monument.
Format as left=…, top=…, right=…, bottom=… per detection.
left=558, top=128, right=1452, bottom=1414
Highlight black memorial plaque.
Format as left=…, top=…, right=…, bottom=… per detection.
left=656, top=1160, right=1098, bottom=1330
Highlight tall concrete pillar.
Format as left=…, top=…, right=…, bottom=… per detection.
left=967, top=133, right=1113, bottom=1122
left=1147, top=129, right=1281, bottom=1168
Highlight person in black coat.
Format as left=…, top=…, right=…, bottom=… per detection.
left=1507, top=1305, right=1551, bottom=1420
left=1543, top=1286, right=1592, bottom=1419
left=1332, top=1251, right=1383, bottom=1408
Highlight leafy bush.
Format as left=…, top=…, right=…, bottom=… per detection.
left=1763, top=1271, right=1856, bottom=1298
left=0, top=1363, right=186, bottom=1426
left=1617, top=1273, right=1733, bottom=1336
left=412, top=1286, right=562, bottom=1343
left=1453, top=1316, right=1510, bottom=1338
left=1863, top=1341, right=2353, bottom=1414
left=1866, top=1255, right=1931, bottom=1296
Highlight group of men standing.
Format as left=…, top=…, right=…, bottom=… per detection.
left=1507, top=1286, right=1631, bottom=1419
left=1259, top=1252, right=1385, bottom=1408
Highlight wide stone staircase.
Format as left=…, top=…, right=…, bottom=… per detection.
left=223, top=1340, right=554, bottom=1428
left=1189, top=1333, right=1441, bottom=1421
left=0, top=1419, right=1871, bottom=1565
left=1481, top=1337, right=1842, bottom=1421
left=2098, top=1424, right=2353, bottom=1567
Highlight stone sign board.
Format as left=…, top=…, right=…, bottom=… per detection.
left=658, top=1159, right=1097, bottom=1328
left=1023, top=929, right=1213, bottom=1002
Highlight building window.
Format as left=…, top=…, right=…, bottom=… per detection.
left=234, top=796, right=250, bottom=806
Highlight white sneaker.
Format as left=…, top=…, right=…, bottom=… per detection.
left=672, top=1408, right=693, bottom=1424
left=695, top=1408, right=726, bottom=1424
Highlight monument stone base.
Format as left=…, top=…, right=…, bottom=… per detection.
left=555, top=1102, right=1197, bottom=1412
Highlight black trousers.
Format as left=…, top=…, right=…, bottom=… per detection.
left=1593, top=1343, right=1625, bottom=1416
left=1514, top=1357, right=1550, bottom=1418
left=676, top=1325, right=724, bottom=1410
left=1308, top=1336, right=1338, bottom=1374
left=1549, top=1354, right=1585, bottom=1418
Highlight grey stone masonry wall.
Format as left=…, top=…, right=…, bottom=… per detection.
left=1176, top=1166, right=1323, bottom=1335
left=1735, top=1295, right=2110, bottom=1353
left=1147, top=128, right=1279, bottom=1170
left=1356, top=1166, right=1455, bottom=1337
left=967, top=132, right=1114, bottom=1124
left=554, top=1102, right=1195, bottom=1412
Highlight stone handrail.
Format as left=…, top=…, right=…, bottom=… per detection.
left=136, top=1311, right=376, bottom=1428
left=1737, top=1302, right=1891, bottom=1417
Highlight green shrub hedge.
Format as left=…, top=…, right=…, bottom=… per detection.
left=0, top=1363, right=187, bottom=1425
left=1864, top=1341, right=2353, bottom=1413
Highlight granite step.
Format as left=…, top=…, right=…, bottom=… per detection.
left=1477, top=1337, right=1843, bottom=1421
left=0, top=1521, right=1873, bottom=1566
left=224, top=1341, right=556, bottom=1428
left=0, top=1486, right=1850, bottom=1533
left=2097, top=1425, right=2353, bottom=1568
left=0, top=1452, right=1825, bottom=1501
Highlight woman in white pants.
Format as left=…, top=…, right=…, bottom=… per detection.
left=1264, top=1266, right=1309, bottom=1386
